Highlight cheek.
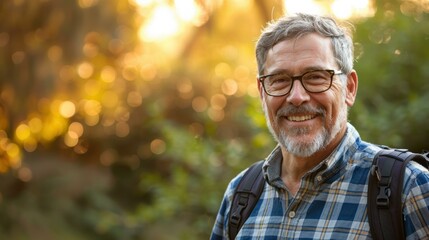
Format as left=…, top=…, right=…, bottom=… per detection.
left=264, top=97, right=283, bottom=118
left=329, top=94, right=347, bottom=122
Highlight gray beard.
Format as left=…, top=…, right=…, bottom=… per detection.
left=264, top=103, right=347, bottom=158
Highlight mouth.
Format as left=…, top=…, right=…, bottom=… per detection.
left=286, top=114, right=317, bottom=122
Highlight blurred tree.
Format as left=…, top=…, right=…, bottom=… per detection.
left=350, top=0, right=429, bottom=151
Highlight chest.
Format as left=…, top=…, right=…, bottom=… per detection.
left=237, top=169, right=372, bottom=239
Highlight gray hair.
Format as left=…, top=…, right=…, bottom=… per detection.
left=256, top=13, right=354, bottom=76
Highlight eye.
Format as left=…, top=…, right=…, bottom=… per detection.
left=269, top=74, right=291, bottom=84
left=303, top=71, right=331, bottom=83
left=306, top=72, right=325, bottom=80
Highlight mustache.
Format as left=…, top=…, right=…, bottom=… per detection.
left=276, top=104, right=325, bottom=117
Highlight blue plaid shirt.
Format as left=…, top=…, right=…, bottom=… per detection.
left=211, top=124, right=429, bottom=239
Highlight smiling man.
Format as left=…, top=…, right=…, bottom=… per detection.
left=210, top=13, right=429, bottom=239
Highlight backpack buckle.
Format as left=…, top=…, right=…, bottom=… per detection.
left=230, top=194, right=249, bottom=226
left=376, top=185, right=391, bottom=208
left=371, top=157, right=392, bottom=208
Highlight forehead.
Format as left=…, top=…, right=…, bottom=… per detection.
left=265, top=33, right=336, bottom=74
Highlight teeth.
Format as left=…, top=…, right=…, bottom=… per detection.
left=287, top=115, right=314, bottom=122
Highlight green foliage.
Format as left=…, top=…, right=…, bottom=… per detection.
left=350, top=2, right=429, bottom=151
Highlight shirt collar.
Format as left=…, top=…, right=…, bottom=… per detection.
left=263, top=123, right=360, bottom=188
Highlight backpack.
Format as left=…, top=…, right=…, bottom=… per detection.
left=228, top=148, right=429, bottom=240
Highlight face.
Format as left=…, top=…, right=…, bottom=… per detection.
left=258, top=33, right=357, bottom=158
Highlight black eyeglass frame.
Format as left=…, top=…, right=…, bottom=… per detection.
left=258, top=69, right=343, bottom=97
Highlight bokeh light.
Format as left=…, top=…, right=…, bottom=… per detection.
left=150, top=139, right=166, bottom=155
left=59, top=101, right=76, bottom=118
left=139, top=4, right=179, bottom=42
left=284, top=0, right=374, bottom=19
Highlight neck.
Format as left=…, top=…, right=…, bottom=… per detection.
left=280, top=125, right=347, bottom=195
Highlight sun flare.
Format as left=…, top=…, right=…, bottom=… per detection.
left=139, top=4, right=179, bottom=42
left=284, top=0, right=374, bottom=19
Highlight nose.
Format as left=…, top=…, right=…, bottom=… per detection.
left=286, top=80, right=310, bottom=106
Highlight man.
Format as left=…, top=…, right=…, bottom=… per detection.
left=210, top=13, right=429, bottom=239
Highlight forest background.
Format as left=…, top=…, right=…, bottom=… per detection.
left=0, top=0, right=428, bottom=239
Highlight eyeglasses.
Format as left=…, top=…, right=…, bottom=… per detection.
left=258, top=69, right=343, bottom=97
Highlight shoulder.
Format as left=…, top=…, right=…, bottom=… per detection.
left=219, top=164, right=259, bottom=209
left=210, top=165, right=255, bottom=239
left=404, top=159, right=429, bottom=193
left=402, top=158, right=429, bottom=238
left=350, top=139, right=382, bottom=165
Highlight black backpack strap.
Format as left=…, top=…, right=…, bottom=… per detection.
left=228, top=160, right=265, bottom=240
left=368, top=148, right=429, bottom=240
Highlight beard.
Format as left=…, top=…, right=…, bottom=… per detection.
left=263, top=101, right=347, bottom=158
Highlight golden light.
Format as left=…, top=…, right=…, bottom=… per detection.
left=192, top=96, right=208, bottom=112
left=85, top=115, right=100, bottom=126
left=122, top=66, right=138, bottom=81
left=247, top=84, right=259, bottom=98
left=177, top=80, right=194, bottom=99
left=139, top=4, right=180, bottom=42
left=101, top=91, right=119, bottom=108
left=64, top=131, right=79, bottom=147
left=210, top=94, right=227, bottom=110
left=284, top=0, right=374, bottom=19
left=59, top=101, right=76, bottom=118
left=175, top=0, right=199, bottom=22
left=174, top=0, right=209, bottom=26
left=18, top=167, right=32, bottom=182
left=6, top=143, right=21, bottom=167
left=215, top=62, right=232, bottom=78
left=208, top=108, right=225, bottom=122
left=221, top=79, right=238, bottom=96
left=284, top=0, right=325, bottom=15
left=140, top=62, right=158, bottom=81
left=23, top=137, right=37, bottom=152
left=83, top=100, right=102, bottom=116
left=331, top=0, right=353, bottom=19
left=150, top=139, right=166, bottom=155
left=28, top=117, right=43, bottom=134
left=83, top=43, right=99, bottom=58
left=0, top=134, right=22, bottom=172
left=41, top=117, right=67, bottom=141
left=77, top=62, right=94, bottom=79
left=15, top=124, right=31, bottom=142
left=115, top=122, right=130, bottom=138
left=100, top=66, right=117, bottom=83
left=47, top=45, right=63, bottom=62
left=84, top=79, right=101, bottom=96
left=127, top=91, right=143, bottom=107
left=78, top=0, right=99, bottom=8
left=331, top=0, right=374, bottom=19
left=131, top=0, right=152, bottom=7
left=69, top=122, right=84, bottom=137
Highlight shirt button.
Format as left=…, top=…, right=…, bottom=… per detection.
left=288, top=211, right=296, bottom=218
left=316, top=175, right=323, bottom=182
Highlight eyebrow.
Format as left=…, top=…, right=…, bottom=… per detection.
left=263, top=65, right=328, bottom=76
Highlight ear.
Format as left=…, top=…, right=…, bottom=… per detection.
left=257, top=77, right=264, bottom=99
left=345, top=70, right=358, bottom=107
left=257, top=77, right=268, bottom=114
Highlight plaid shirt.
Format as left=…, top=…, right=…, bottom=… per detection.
left=210, top=124, right=429, bottom=239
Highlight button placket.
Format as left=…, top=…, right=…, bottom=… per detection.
left=286, top=191, right=303, bottom=219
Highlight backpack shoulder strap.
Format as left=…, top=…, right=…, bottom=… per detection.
left=228, top=160, right=265, bottom=240
left=368, top=148, right=429, bottom=240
